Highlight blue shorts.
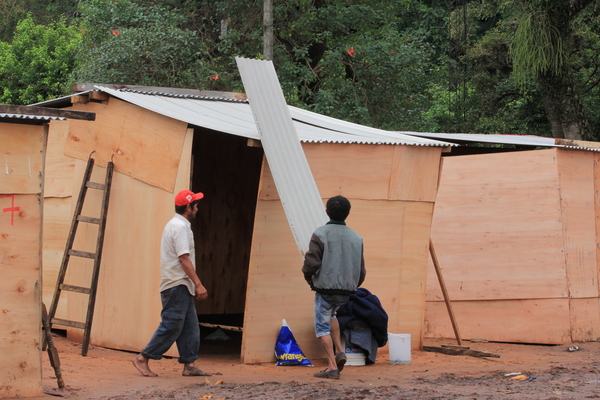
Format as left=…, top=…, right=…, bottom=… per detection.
left=314, top=293, right=340, bottom=338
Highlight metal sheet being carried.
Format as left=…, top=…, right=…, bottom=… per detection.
left=236, top=57, right=328, bottom=255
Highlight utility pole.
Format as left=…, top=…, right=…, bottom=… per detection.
left=263, top=0, right=273, bottom=60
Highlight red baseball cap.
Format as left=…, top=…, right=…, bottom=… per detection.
left=175, top=190, right=204, bottom=206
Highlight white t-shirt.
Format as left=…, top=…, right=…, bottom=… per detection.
left=159, top=214, right=196, bottom=295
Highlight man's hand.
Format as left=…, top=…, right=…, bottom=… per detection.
left=195, top=282, right=208, bottom=300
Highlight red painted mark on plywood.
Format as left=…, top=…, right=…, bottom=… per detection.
left=1, top=195, right=20, bottom=225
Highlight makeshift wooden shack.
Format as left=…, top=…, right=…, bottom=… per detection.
left=412, top=133, right=600, bottom=344
left=38, top=84, right=454, bottom=363
left=0, top=105, right=94, bottom=399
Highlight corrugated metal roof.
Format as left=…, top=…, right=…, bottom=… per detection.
left=402, top=132, right=600, bottom=152
left=237, top=57, right=328, bottom=255
left=401, top=132, right=559, bottom=147
left=93, top=85, right=455, bottom=147
left=0, top=113, right=66, bottom=121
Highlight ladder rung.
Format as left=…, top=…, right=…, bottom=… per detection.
left=77, top=215, right=101, bottom=224
left=60, top=284, right=91, bottom=294
left=86, top=181, right=106, bottom=190
left=68, top=249, right=96, bottom=259
left=51, top=318, right=86, bottom=330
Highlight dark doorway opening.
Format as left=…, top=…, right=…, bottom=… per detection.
left=190, top=127, right=263, bottom=355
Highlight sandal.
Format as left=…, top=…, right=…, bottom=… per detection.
left=335, top=352, right=347, bottom=372
left=314, top=369, right=340, bottom=380
left=182, top=366, right=212, bottom=376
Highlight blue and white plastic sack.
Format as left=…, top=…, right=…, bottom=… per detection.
left=274, top=319, right=313, bottom=366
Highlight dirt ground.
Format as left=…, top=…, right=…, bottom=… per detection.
left=32, top=333, right=600, bottom=400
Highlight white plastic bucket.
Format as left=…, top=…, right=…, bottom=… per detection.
left=388, top=333, right=411, bottom=364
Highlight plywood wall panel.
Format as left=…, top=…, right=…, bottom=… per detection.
left=244, top=197, right=433, bottom=363
left=45, top=120, right=76, bottom=198
left=305, top=143, right=394, bottom=200
left=258, top=143, right=394, bottom=200
left=0, top=123, right=44, bottom=194
left=425, top=298, right=572, bottom=344
left=63, top=128, right=193, bottom=357
left=42, top=197, right=72, bottom=317
left=427, top=149, right=568, bottom=302
left=389, top=146, right=442, bottom=202
left=64, top=99, right=188, bottom=192
left=0, top=193, right=43, bottom=398
left=351, top=200, right=434, bottom=349
left=570, top=298, right=600, bottom=342
left=242, top=198, right=315, bottom=363
left=557, top=149, right=598, bottom=298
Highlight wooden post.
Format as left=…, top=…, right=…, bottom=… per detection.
left=429, top=238, right=462, bottom=346
left=263, top=0, right=273, bottom=60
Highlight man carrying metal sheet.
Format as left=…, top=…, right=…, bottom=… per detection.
left=302, top=195, right=366, bottom=380
left=132, top=190, right=212, bottom=377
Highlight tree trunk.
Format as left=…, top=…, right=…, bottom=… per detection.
left=538, top=71, right=587, bottom=140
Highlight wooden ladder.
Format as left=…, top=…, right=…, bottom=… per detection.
left=47, top=155, right=114, bottom=356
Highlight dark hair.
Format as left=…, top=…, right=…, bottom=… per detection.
left=175, top=200, right=200, bottom=215
left=326, top=195, right=351, bottom=221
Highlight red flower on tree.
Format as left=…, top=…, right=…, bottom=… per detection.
left=347, top=47, right=357, bottom=57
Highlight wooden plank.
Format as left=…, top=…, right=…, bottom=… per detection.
left=258, top=143, right=394, bottom=201
left=0, top=104, right=95, bottom=121
left=0, top=122, right=45, bottom=194
left=427, top=149, right=568, bottom=301
left=63, top=98, right=189, bottom=192
left=0, top=193, right=43, bottom=398
left=425, top=298, right=572, bottom=344
left=423, top=345, right=500, bottom=358
left=556, top=138, right=600, bottom=149
left=557, top=149, right=598, bottom=298
left=389, top=145, right=442, bottom=202
left=569, top=298, right=600, bottom=342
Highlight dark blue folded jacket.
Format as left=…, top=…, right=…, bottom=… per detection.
left=337, top=288, right=388, bottom=347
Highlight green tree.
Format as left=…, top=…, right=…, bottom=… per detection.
left=0, top=0, right=81, bottom=42
left=72, top=0, right=439, bottom=131
left=0, top=16, right=83, bottom=104
left=511, top=0, right=597, bottom=140
left=73, top=0, right=214, bottom=88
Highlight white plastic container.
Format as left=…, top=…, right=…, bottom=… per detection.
left=388, top=333, right=411, bottom=364
left=341, top=335, right=366, bottom=366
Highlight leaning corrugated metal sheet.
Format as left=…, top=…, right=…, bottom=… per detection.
left=236, top=57, right=328, bottom=255
left=94, top=85, right=455, bottom=148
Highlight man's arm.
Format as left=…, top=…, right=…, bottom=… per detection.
left=301, top=233, right=324, bottom=285
left=179, top=253, right=208, bottom=300
left=357, top=244, right=366, bottom=287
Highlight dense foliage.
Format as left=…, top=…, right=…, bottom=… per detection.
left=1, top=0, right=599, bottom=140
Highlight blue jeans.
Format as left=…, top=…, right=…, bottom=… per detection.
left=141, top=285, right=200, bottom=364
left=314, top=293, right=341, bottom=338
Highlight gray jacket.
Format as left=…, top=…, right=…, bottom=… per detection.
left=302, top=222, right=366, bottom=295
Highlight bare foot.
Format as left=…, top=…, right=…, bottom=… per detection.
left=132, top=355, right=158, bottom=377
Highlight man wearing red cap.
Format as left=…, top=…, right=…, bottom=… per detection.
left=132, top=190, right=211, bottom=377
